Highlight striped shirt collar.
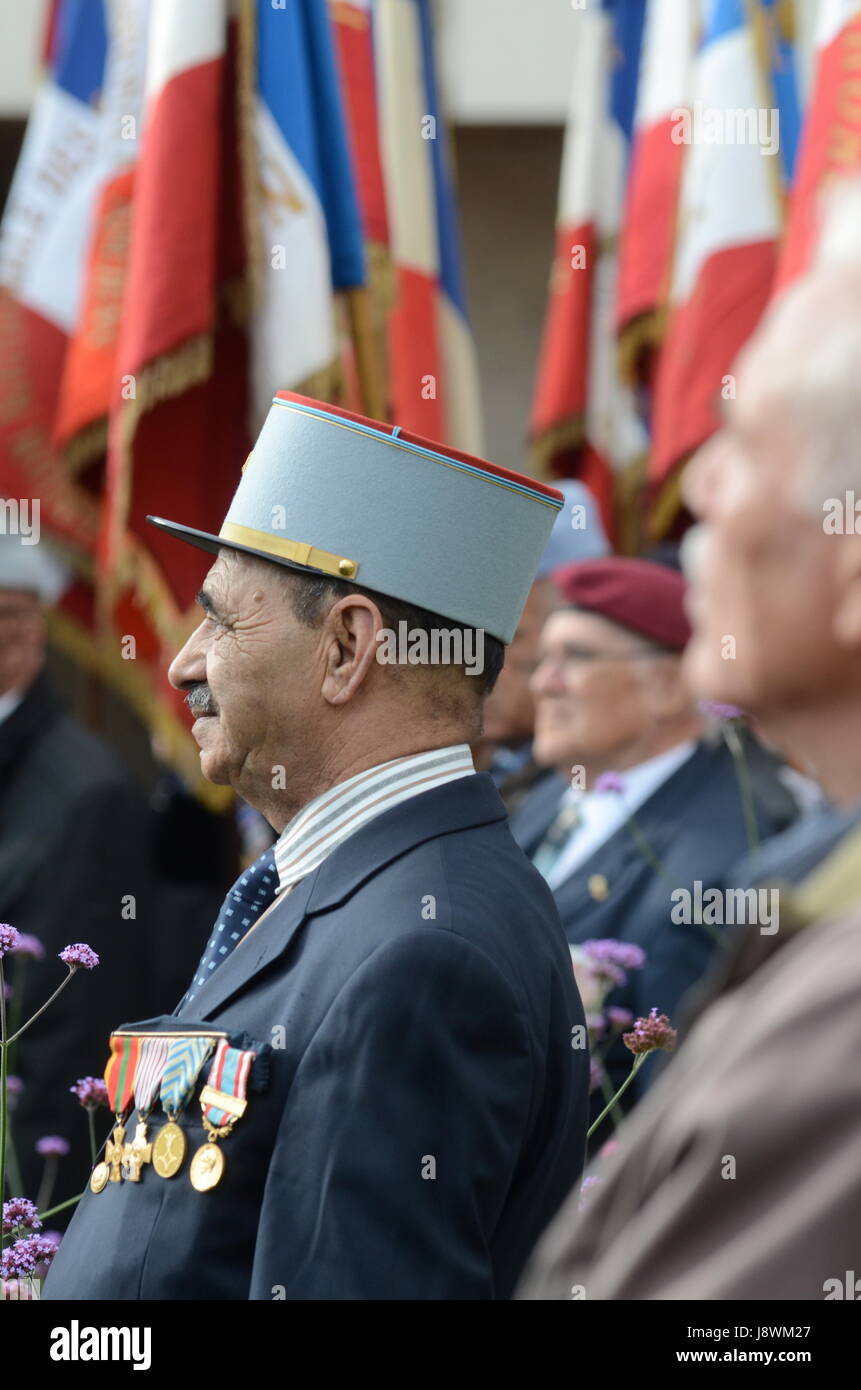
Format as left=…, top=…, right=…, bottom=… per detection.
left=273, top=744, right=476, bottom=895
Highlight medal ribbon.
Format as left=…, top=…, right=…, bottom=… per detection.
left=133, top=1037, right=171, bottom=1117
left=160, top=1035, right=216, bottom=1118
left=104, top=1034, right=141, bottom=1114
left=200, top=1041, right=255, bottom=1127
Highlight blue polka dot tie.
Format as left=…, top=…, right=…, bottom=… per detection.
left=178, top=846, right=278, bottom=1011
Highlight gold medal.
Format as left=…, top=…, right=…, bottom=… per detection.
left=152, top=1120, right=187, bottom=1178
left=105, top=1119, right=127, bottom=1183
left=89, top=1161, right=109, bottom=1194
left=121, top=1119, right=153, bottom=1182
left=189, top=1139, right=225, bottom=1192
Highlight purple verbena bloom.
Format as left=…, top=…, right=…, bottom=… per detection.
left=699, top=700, right=745, bottom=720
left=70, top=1076, right=109, bottom=1109
left=5, top=1075, right=24, bottom=1106
left=579, top=1174, right=602, bottom=1211
left=581, top=939, right=646, bottom=972
left=593, top=771, right=625, bottom=794
left=585, top=1012, right=607, bottom=1039
left=0, top=923, right=21, bottom=957
left=3, top=1198, right=42, bottom=1236
left=59, top=943, right=99, bottom=971
left=12, top=932, right=45, bottom=960
left=1, top=1235, right=59, bottom=1281
left=35, top=1136, right=70, bottom=1157
left=606, top=1006, right=634, bottom=1030
left=623, top=1007, right=678, bottom=1056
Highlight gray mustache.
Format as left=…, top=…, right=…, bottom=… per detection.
left=186, top=685, right=218, bottom=717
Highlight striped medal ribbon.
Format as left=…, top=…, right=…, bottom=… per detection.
left=91, top=1034, right=142, bottom=1193
left=151, top=1034, right=217, bottom=1181
left=189, top=1041, right=256, bottom=1193
left=122, top=1037, right=171, bottom=1184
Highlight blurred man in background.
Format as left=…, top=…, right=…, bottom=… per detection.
left=517, top=181, right=861, bottom=1300
left=510, top=556, right=798, bottom=1141
left=477, top=481, right=608, bottom=814
left=0, top=533, right=153, bottom=1203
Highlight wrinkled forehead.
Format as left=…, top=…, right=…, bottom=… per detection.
left=734, top=268, right=861, bottom=425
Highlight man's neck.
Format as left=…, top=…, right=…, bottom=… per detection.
left=256, top=730, right=472, bottom=833
left=758, top=696, right=861, bottom=807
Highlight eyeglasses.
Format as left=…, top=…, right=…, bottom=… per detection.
left=531, top=645, right=671, bottom=677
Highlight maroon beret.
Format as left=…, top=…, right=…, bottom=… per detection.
left=550, top=557, right=691, bottom=650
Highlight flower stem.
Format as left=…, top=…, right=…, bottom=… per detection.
left=4, top=1121, right=24, bottom=1199
left=1, top=957, right=8, bottom=1206
left=723, top=719, right=760, bottom=856
left=623, top=812, right=676, bottom=891
left=5, top=968, right=75, bottom=1046
left=4, top=956, right=27, bottom=1078
left=38, top=1191, right=83, bottom=1222
left=597, top=1060, right=623, bottom=1130
left=587, top=1052, right=647, bottom=1140
left=87, top=1108, right=97, bottom=1165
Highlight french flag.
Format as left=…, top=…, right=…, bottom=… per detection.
left=376, top=0, right=484, bottom=452
left=776, top=0, right=861, bottom=292
left=529, top=0, right=647, bottom=542
left=616, top=0, right=698, bottom=379
left=648, top=0, right=800, bottom=518
left=250, top=0, right=365, bottom=429
left=0, top=0, right=109, bottom=553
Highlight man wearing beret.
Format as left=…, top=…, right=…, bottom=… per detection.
left=517, top=180, right=861, bottom=1302
left=510, top=556, right=796, bottom=1140
left=44, top=392, right=589, bottom=1301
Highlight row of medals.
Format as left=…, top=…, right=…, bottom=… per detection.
left=90, top=1113, right=229, bottom=1194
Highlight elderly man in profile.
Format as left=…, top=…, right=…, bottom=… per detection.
left=517, top=183, right=861, bottom=1301
left=44, top=393, right=589, bottom=1302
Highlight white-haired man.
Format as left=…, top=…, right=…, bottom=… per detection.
left=517, top=181, right=861, bottom=1300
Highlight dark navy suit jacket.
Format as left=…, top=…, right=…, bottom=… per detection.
left=509, top=740, right=796, bottom=1112
left=44, top=774, right=588, bottom=1301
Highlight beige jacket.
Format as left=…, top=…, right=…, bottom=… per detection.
left=517, top=825, right=861, bottom=1300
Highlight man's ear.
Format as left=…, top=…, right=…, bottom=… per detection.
left=832, top=535, right=861, bottom=650
left=319, top=594, right=384, bottom=706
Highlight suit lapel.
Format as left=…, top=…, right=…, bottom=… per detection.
left=549, top=744, right=716, bottom=938
left=184, top=773, right=508, bottom=1020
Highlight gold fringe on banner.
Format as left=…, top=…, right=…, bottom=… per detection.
left=648, top=463, right=688, bottom=542
left=616, top=306, right=667, bottom=386
left=529, top=416, right=586, bottom=481
left=236, top=0, right=264, bottom=317
left=614, top=451, right=649, bottom=556
left=62, top=418, right=108, bottom=476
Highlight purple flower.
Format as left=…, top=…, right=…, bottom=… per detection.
left=0, top=923, right=21, bottom=957
left=0, top=1234, right=57, bottom=1280
left=589, top=1058, right=604, bottom=1094
left=582, top=939, right=646, bottom=972
left=59, top=943, right=99, bottom=971
left=35, top=1136, right=70, bottom=1157
left=12, top=932, right=45, bottom=960
left=70, top=1076, right=109, bottom=1109
left=579, top=1174, right=602, bottom=1211
left=5, top=1075, right=24, bottom=1106
left=585, top=1012, right=607, bottom=1038
left=623, top=1007, right=678, bottom=1056
left=3, top=1198, right=42, bottom=1236
left=606, top=1006, right=634, bottom=1031
left=593, top=771, right=625, bottom=794
left=699, top=700, right=745, bottom=720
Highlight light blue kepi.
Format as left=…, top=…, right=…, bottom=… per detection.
left=146, top=392, right=564, bottom=643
